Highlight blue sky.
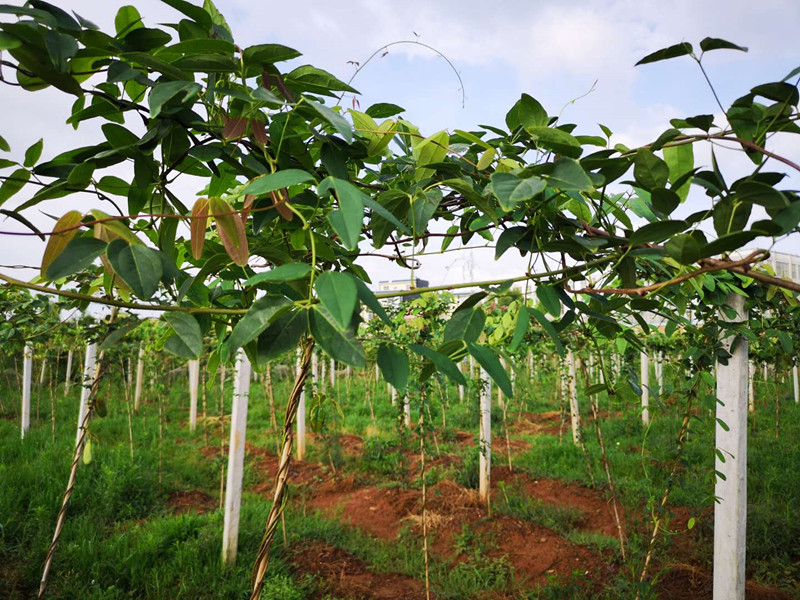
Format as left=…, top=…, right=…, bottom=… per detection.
left=1, top=0, right=798, bottom=288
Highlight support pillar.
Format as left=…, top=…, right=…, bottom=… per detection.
left=478, top=367, right=491, bottom=503
left=641, top=351, right=650, bottom=425
left=221, top=350, right=251, bottom=565
left=21, top=344, right=32, bottom=439
left=134, top=345, right=144, bottom=412
left=296, top=351, right=307, bottom=461
left=713, top=293, right=748, bottom=600
left=76, top=343, right=98, bottom=448
left=567, top=351, right=581, bottom=445
left=188, top=359, right=200, bottom=431
left=64, top=349, right=73, bottom=396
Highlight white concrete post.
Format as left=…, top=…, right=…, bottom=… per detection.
left=713, top=293, right=748, bottom=600
left=64, top=349, right=74, bottom=396
left=221, top=350, right=251, bottom=566
left=188, top=359, right=200, bottom=431
left=21, top=343, right=32, bottom=439
left=478, top=367, right=491, bottom=503
left=458, top=360, right=465, bottom=402
left=76, top=342, right=98, bottom=448
left=403, top=394, right=411, bottom=428
left=296, top=350, right=306, bottom=461
left=39, top=357, right=47, bottom=386
left=567, top=351, right=581, bottom=445
left=793, top=361, right=799, bottom=404
left=655, top=352, right=664, bottom=395
left=330, top=358, right=335, bottom=388
left=134, top=345, right=144, bottom=412
left=391, top=386, right=397, bottom=407
left=641, top=351, right=650, bottom=425
left=748, top=362, right=755, bottom=414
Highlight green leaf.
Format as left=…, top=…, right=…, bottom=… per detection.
left=410, top=189, right=441, bottom=237
left=664, top=234, right=701, bottom=265
left=773, top=202, right=800, bottom=235
left=506, top=93, right=548, bottom=131
left=444, top=308, right=486, bottom=345
left=377, top=344, right=409, bottom=393
left=320, top=177, right=365, bottom=250
left=547, top=158, right=592, bottom=192
left=148, top=81, right=201, bottom=118
left=663, top=143, right=694, bottom=202
left=98, top=321, right=140, bottom=351
left=0, top=134, right=9, bottom=152
left=700, top=38, right=747, bottom=53
left=241, top=169, right=315, bottom=195
left=244, top=263, right=312, bottom=287
left=467, top=343, right=513, bottom=397
left=308, top=306, right=365, bottom=368
left=634, top=149, right=670, bottom=190
left=525, top=126, right=582, bottom=159
left=699, top=231, right=757, bottom=258
left=0, top=32, right=21, bottom=51
left=491, top=173, right=546, bottom=211
left=257, top=309, right=306, bottom=363
left=751, top=82, right=799, bottom=106
left=161, top=0, right=212, bottom=30
left=354, top=277, right=391, bottom=326
left=528, top=307, right=565, bottom=357
left=635, top=42, right=693, bottom=66
left=629, top=220, right=686, bottom=246
left=163, top=312, right=202, bottom=359
left=23, top=139, right=43, bottom=168
left=241, top=43, right=301, bottom=67
left=228, top=295, right=292, bottom=356
left=315, top=271, right=357, bottom=331
left=285, top=64, right=358, bottom=95
left=586, top=383, right=608, bottom=396
left=364, top=196, right=411, bottom=236
left=45, top=237, right=105, bottom=280
left=0, top=168, right=30, bottom=207
left=412, top=130, right=449, bottom=181
left=305, top=100, right=353, bottom=143
left=509, top=305, right=530, bottom=352
left=115, top=5, right=143, bottom=35
left=409, top=343, right=465, bottom=386
left=651, top=188, right=681, bottom=216
left=106, top=239, right=163, bottom=299
left=536, top=285, right=561, bottom=317
left=366, top=103, right=404, bottom=118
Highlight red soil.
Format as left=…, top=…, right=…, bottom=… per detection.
left=291, top=540, right=432, bottom=599
left=167, top=489, right=216, bottom=515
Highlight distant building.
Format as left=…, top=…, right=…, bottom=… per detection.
left=377, top=277, right=429, bottom=300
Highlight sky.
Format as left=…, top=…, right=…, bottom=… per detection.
left=1, top=0, right=799, bottom=292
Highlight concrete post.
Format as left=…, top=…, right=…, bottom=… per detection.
left=641, top=351, right=650, bottom=425
left=567, top=351, right=581, bottom=445
left=748, top=362, right=755, bottom=414
left=188, top=359, right=199, bottom=431
left=76, top=343, right=98, bottom=448
left=221, top=350, right=251, bottom=566
left=64, top=349, right=73, bottom=396
left=793, top=362, right=799, bottom=404
left=21, top=344, right=32, bottom=439
left=134, top=345, right=144, bottom=412
left=478, top=367, right=491, bottom=503
left=403, top=394, right=411, bottom=428
left=330, top=358, right=335, bottom=388
left=713, top=293, right=748, bottom=600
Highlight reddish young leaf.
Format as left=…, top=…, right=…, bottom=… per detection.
left=250, top=119, right=269, bottom=146
left=222, top=115, right=248, bottom=140
left=210, top=196, right=249, bottom=266
left=190, top=197, right=209, bottom=260
left=270, top=188, right=294, bottom=221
